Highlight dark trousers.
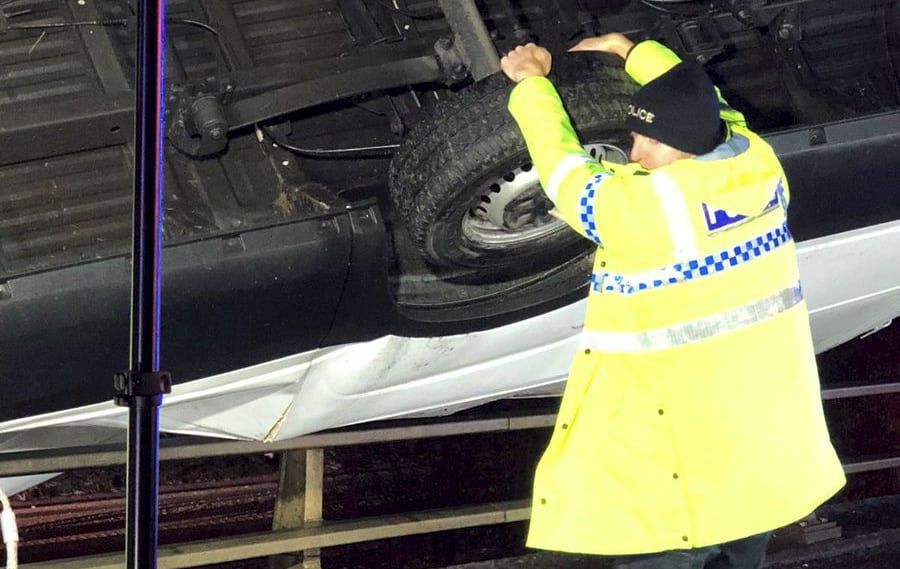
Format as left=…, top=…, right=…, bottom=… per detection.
left=609, top=532, right=771, bottom=569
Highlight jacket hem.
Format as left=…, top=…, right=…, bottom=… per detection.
left=525, top=474, right=846, bottom=556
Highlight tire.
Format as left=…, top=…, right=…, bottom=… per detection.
left=388, top=52, right=637, bottom=283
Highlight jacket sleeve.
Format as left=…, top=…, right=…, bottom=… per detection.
left=625, top=40, right=747, bottom=128
left=508, top=77, right=673, bottom=259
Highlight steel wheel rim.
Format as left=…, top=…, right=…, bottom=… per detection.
left=461, top=143, right=628, bottom=248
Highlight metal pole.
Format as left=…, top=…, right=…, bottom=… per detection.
left=114, top=1, right=171, bottom=569
left=437, top=0, right=501, bottom=81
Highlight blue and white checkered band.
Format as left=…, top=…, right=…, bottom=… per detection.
left=578, top=173, right=610, bottom=245
left=702, top=178, right=785, bottom=233
left=590, top=221, right=793, bottom=294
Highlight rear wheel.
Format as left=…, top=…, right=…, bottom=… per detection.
left=388, top=53, right=636, bottom=328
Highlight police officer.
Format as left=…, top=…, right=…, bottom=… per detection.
left=500, top=34, right=846, bottom=569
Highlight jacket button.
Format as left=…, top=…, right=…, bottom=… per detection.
left=540, top=498, right=547, bottom=505
left=600, top=261, right=607, bottom=267
left=682, top=536, right=689, bottom=542
left=584, top=349, right=592, bottom=355
left=658, top=409, right=665, bottom=415
left=673, top=473, right=680, bottom=480
left=561, top=423, right=569, bottom=430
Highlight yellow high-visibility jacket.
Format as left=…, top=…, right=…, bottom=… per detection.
left=508, top=40, right=845, bottom=555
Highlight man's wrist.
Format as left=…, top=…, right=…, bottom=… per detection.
left=623, top=39, right=649, bottom=66
left=618, top=38, right=636, bottom=60
left=512, top=75, right=549, bottom=91
left=514, top=69, right=547, bottom=83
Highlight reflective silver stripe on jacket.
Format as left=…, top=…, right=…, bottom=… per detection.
left=581, top=284, right=803, bottom=353
left=650, top=171, right=699, bottom=260
left=545, top=154, right=594, bottom=202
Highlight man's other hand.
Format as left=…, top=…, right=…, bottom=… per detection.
left=568, top=33, right=635, bottom=60
left=500, top=43, right=552, bottom=83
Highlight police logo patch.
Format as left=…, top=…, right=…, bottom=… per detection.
left=702, top=179, right=785, bottom=234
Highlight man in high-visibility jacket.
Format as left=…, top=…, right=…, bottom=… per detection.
left=500, top=33, right=846, bottom=568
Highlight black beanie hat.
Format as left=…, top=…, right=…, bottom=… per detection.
left=625, top=62, right=723, bottom=156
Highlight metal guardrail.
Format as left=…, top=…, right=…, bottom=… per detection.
left=10, top=413, right=548, bottom=569
left=821, top=381, right=900, bottom=400
left=7, top=380, right=900, bottom=568
left=20, top=499, right=532, bottom=569
left=0, top=414, right=557, bottom=478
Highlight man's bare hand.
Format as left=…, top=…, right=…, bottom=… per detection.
left=500, top=43, right=552, bottom=83
left=568, top=33, right=635, bottom=60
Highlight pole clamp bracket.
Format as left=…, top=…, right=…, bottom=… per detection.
left=114, top=371, right=173, bottom=406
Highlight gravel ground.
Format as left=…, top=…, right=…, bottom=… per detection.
left=776, top=541, right=900, bottom=569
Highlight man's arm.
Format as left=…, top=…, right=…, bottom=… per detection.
left=572, top=34, right=746, bottom=127
left=501, top=45, right=672, bottom=255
